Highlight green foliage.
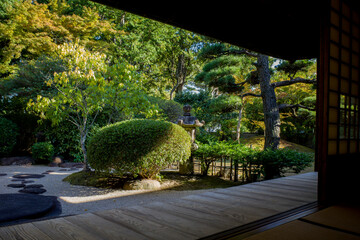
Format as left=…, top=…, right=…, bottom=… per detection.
left=0, top=0, right=118, bottom=78
left=31, top=142, right=54, bottom=163
left=276, top=60, right=315, bottom=78
left=37, top=120, right=81, bottom=160
left=148, top=96, right=183, bottom=122
left=257, top=148, right=313, bottom=179
left=193, top=140, right=313, bottom=180
left=88, top=119, right=192, bottom=179
left=0, top=117, right=19, bottom=156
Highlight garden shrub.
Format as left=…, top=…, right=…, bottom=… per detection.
left=148, top=96, right=183, bottom=122
left=31, top=142, right=54, bottom=164
left=194, top=140, right=313, bottom=180
left=0, top=117, right=19, bottom=156
left=257, top=148, right=313, bottom=179
left=88, top=119, right=191, bottom=179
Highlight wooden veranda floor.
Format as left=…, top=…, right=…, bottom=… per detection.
left=0, top=172, right=318, bottom=240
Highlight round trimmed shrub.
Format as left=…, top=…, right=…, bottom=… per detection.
left=88, top=119, right=191, bottom=179
left=31, top=142, right=54, bottom=164
left=0, top=117, right=19, bottom=156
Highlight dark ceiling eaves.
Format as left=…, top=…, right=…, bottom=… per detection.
left=90, top=0, right=321, bottom=60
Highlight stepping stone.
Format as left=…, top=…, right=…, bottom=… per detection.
left=0, top=194, right=58, bottom=223
left=41, top=172, right=49, bottom=174
left=46, top=170, right=54, bottom=173
left=24, top=184, right=44, bottom=189
left=22, top=180, right=35, bottom=184
left=7, top=183, right=25, bottom=188
left=19, top=188, right=46, bottom=194
left=11, top=179, right=24, bottom=182
left=12, top=174, right=45, bottom=179
left=0, top=173, right=7, bottom=176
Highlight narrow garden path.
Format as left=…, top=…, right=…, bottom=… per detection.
left=0, top=172, right=317, bottom=239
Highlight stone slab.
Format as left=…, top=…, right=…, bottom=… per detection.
left=0, top=194, right=57, bottom=223
left=19, top=188, right=47, bottom=194
left=12, top=174, right=45, bottom=179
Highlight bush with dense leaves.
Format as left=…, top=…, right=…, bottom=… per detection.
left=194, top=141, right=313, bottom=180
left=257, top=148, right=313, bottom=179
left=88, top=119, right=191, bottom=179
left=0, top=117, right=19, bottom=156
left=31, top=142, right=54, bottom=164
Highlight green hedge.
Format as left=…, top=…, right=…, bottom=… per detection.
left=194, top=141, right=313, bottom=180
left=0, top=117, right=19, bottom=156
left=31, top=142, right=54, bottom=164
left=88, top=119, right=191, bottom=179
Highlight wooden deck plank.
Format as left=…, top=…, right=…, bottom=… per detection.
left=125, top=205, right=217, bottom=238
left=170, top=199, right=264, bottom=224
left=217, top=185, right=316, bottom=202
left=266, top=177, right=318, bottom=187
left=95, top=208, right=196, bottom=240
left=182, top=194, right=279, bottom=216
left=240, top=183, right=317, bottom=200
left=287, top=172, right=318, bottom=180
left=32, top=218, right=101, bottom=240
left=214, top=187, right=309, bottom=206
left=65, top=213, right=148, bottom=240
left=198, top=191, right=300, bottom=212
left=0, top=223, right=52, bottom=240
left=252, top=181, right=317, bottom=193
left=248, top=181, right=317, bottom=193
left=145, top=201, right=235, bottom=229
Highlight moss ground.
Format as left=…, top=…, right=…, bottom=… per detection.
left=63, top=170, right=242, bottom=191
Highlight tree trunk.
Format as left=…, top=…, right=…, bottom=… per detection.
left=80, top=131, right=90, bottom=171
left=170, top=54, right=187, bottom=100
left=257, top=54, right=281, bottom=150
left=236, top=98, right=244, bottom=144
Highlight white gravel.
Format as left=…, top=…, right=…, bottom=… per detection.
left=0, top=165, right=212, bottom=216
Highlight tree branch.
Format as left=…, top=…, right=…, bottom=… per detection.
left=221, top=49, right=258, bottom=58
left=271, top=77, right=316, bottom=88
left=278, top=103, right=316, bottom=111
left=241, top=92, right=262, bottom=98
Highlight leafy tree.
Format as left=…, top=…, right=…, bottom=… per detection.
left=195, top=43, right=256, bottom=142
left=28, top=42, right=154, bottom=170
left=196, top=43, right=316, bottom=150
left=114, top=12, right=207, bottom=98
left=0, top=0, right=118, bottom=79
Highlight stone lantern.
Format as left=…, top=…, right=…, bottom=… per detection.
left=177, top=105, right=205, bottom=174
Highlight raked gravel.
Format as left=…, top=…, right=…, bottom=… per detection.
left=0, top=165, right=213, bottom=216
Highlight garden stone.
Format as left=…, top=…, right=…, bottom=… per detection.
left=123, top=179, right=161, bottom=190
left=53, top=156, right=63, bottom=165
left=59, top=162, right=84, bottom=168
left=22, top=180, right=35, bottom=184
left=19, top=188, right=46, bottom=194
left=0, top=194, right=58, bottom=223
left=7, top=183, right=25, bottom=188
left=0, top=156, right=33, bottom=166
left=13, top=174, right=45, bottom=179
left=24, top=184, right=44, bottom=188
